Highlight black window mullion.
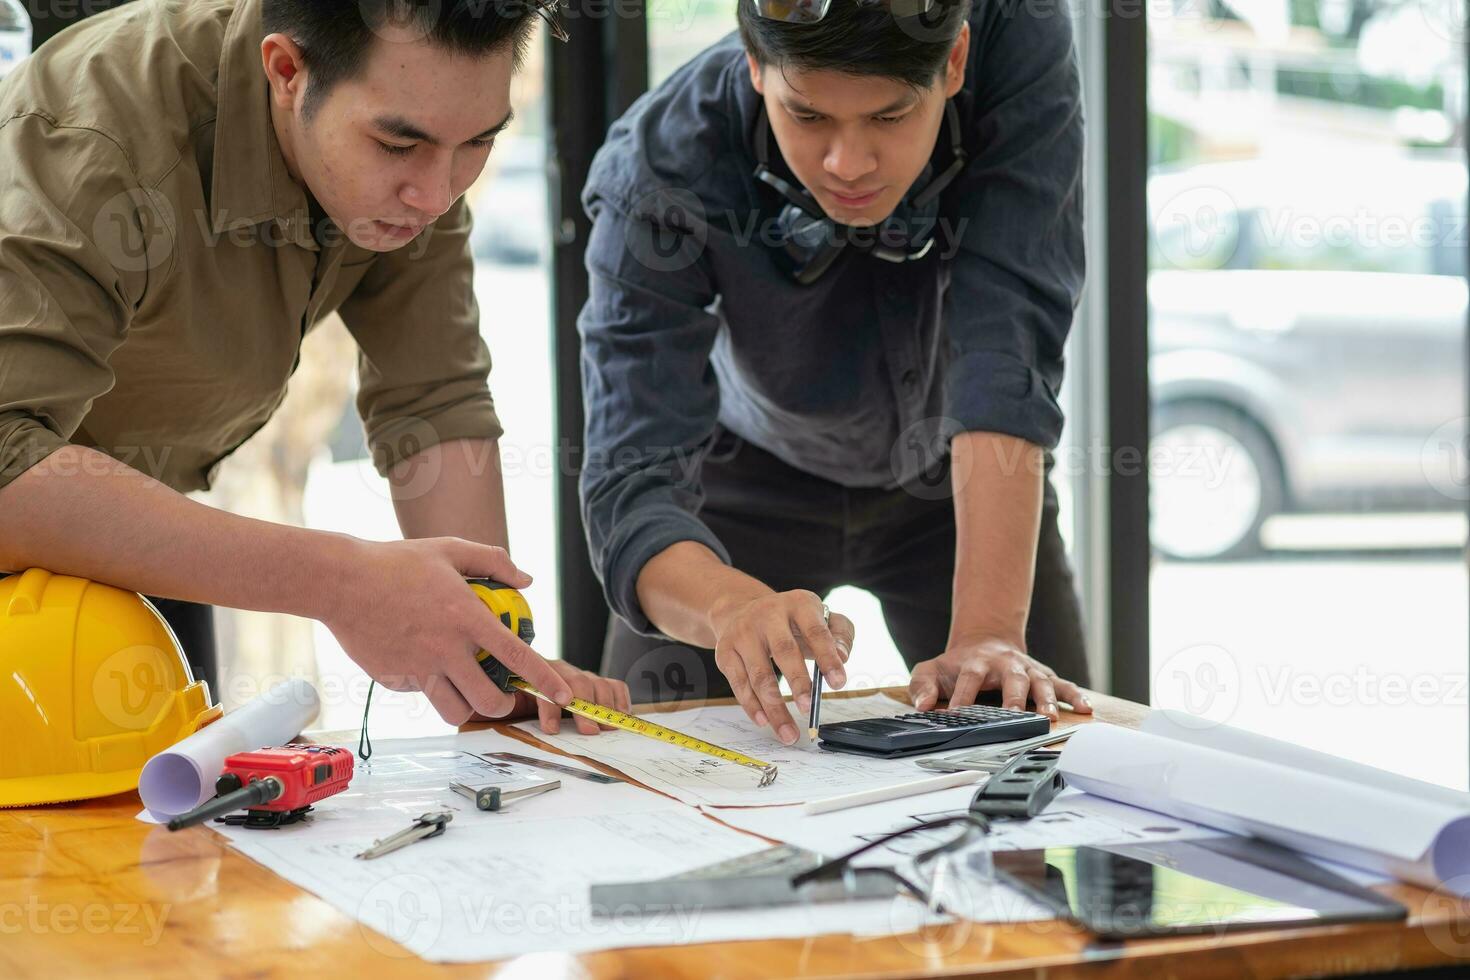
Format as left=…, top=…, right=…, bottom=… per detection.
left=547, top=3, right=649, bottom=669
left=1104, top=0, right=1152, bottom=704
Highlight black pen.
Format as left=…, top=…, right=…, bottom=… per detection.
left=808, top=660, right=823, bottom=740
left=809, top=603, right=831, bottom=740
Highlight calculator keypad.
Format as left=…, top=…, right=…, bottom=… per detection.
left=897, top=705, right=1040, bottom=726
left=817, top=701, right=1052, bottom=756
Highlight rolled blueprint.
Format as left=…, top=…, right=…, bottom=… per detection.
left=1059, top=711, right=1470, bottom=895
left=138, top=678, right=320, bottom=820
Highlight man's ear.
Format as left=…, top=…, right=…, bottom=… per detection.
left=261, top=33, right=308, bottom=111
left=943, top=23, right=969, bottom=99
left=745, top=52, right=765, bottom=94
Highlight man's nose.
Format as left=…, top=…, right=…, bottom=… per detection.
left=823, top=132, right=878, bottom=184
left=401, top=159, right=453, bottom=217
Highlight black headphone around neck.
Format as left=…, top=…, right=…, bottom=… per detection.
left=751, top=98, right=969, bottom=285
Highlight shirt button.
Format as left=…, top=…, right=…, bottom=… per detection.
left=901, top=369, right=919, bottom=388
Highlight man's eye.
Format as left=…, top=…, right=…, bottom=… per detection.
left=876, top=115, right=908, bottom=125
left=792, top=113, right=823, bottom=124
left=467, top=137, right=497, bottom=151
left=377, top=141, right=415, bottom=157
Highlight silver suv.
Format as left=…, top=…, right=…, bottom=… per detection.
left=1148, top=155, right=1467, bottom=559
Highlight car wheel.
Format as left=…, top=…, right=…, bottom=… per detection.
left=1150, top=402, right=1285, bottom=561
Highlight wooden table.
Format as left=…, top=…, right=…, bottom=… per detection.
left=3, top=688, right=1467, bottom=978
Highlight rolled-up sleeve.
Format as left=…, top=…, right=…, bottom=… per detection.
left=578, top=197, right=729, bottom=634
left=0, top=115, right=154, bottom=489
left=338, top=197, right=502, bottom=475
left=942, top=3, right=1085, bottom=451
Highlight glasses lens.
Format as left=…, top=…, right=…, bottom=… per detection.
left=783, top=208, right=830, bottom=252
left=753, top=0, right=833, bottom=23
left=792, top=815, right=990, bottom=910
left=913, top=819, right=993, bottom=914
left=532, top=0, right=570, bottom=41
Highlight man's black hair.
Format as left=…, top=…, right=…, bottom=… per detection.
left=262, top=0, right=542, bottom=117
left=737, top=0, right=971, bottom=89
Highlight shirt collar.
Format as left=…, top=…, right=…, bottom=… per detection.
left=209, top=0, right=316, bottom=250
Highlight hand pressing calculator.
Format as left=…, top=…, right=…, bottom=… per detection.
left=816, top=704, right=1051, bottom=758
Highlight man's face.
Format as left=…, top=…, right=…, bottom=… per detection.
left=746, top=29, right=968, bottom=228
left=266, top=32, right=515, bottom=252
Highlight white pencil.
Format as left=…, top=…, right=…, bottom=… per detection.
left=800, top=770, right=985, bottom=816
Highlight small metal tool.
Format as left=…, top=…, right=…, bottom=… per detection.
left=355, top=810, right=452, bottom=860
left=917, top=728, right=1075, bottom=773
left=481, top=751, right=622, bottom=784
left=451, top=779, right=560, bottom=811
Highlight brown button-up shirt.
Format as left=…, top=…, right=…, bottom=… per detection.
left=0, top=0, right=501, bottom=493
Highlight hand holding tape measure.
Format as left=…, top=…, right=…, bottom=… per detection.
left=465, top=579, right=633, bottom=737
left=468, top=578, right=779, bottom=787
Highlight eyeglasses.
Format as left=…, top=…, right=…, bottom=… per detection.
left=751, top=0, right=936, bottom=24
left=527, top=0, right=571, bottom=43
left=789, top=813, right=991, bottom=914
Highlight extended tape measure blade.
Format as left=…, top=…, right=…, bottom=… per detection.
left=509, top=679, right=778, bottom=786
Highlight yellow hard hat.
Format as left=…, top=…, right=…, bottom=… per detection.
left=0, top=568, right=222, bottom=807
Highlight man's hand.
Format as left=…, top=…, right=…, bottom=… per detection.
left=512, top=659, right=633, bottom=736
left=322, top=535, right=574, bottom=725
left=909, top=633, right=1093, bottom=720
left=708, top=589, right=854, bottom=745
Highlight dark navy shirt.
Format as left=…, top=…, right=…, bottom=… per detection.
left=578, top=4, right=1085, bottom=632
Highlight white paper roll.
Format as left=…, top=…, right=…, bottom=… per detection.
left=1059, top=718, right=1470, bottom=895
left=138, top=678, right=321, bottom=820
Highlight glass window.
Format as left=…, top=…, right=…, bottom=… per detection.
left=1147, top=0, right=1468, bottom=787
left=650, top=0, right=740, bottom=86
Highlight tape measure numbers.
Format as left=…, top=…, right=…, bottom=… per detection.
left=468, top=578, right=778, bottom=787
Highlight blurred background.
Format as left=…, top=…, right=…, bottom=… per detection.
left=12, top=0, right=1469, bottom=787
left=1140, top=0, right=1467, bottom=788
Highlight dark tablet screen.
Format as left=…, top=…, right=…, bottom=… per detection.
left=993, top=836, right=1405, bottom=940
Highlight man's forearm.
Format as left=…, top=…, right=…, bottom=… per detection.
left=636, top=540, right=773, bottom=649
left=0, top=445, right=354, bottom=618
left=389, top=438, right=511, bottom=549
left=949, top=431, right=1045, bottom=645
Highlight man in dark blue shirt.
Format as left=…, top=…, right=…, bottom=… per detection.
left=578, top=0, right=1094, bottom=745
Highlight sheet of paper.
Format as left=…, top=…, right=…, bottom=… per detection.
left=210, top=727, right=949, bottom=961
left=517, top=692, right=966, bottom=807
left=334, top=747, right=553, bottom=820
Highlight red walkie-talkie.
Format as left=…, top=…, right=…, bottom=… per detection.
left=166, top=745, right=354, bottom=831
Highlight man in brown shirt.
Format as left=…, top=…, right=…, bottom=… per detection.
left=0, top=0, right=629, bottom=732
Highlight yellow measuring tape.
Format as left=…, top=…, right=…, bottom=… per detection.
left=467, top=578, right=778, bottom=787
left=507, top=678, right=778, bottom=787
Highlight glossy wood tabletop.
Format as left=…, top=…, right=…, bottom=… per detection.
left=2, top=687, right=1467, bottom=979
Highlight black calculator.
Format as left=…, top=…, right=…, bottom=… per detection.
left=816, top=704, right=1051, bottom=758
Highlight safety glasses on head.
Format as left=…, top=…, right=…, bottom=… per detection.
left=528, top=0, right=571, bottom=43
left=751, top=0, right=936, bottom=24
